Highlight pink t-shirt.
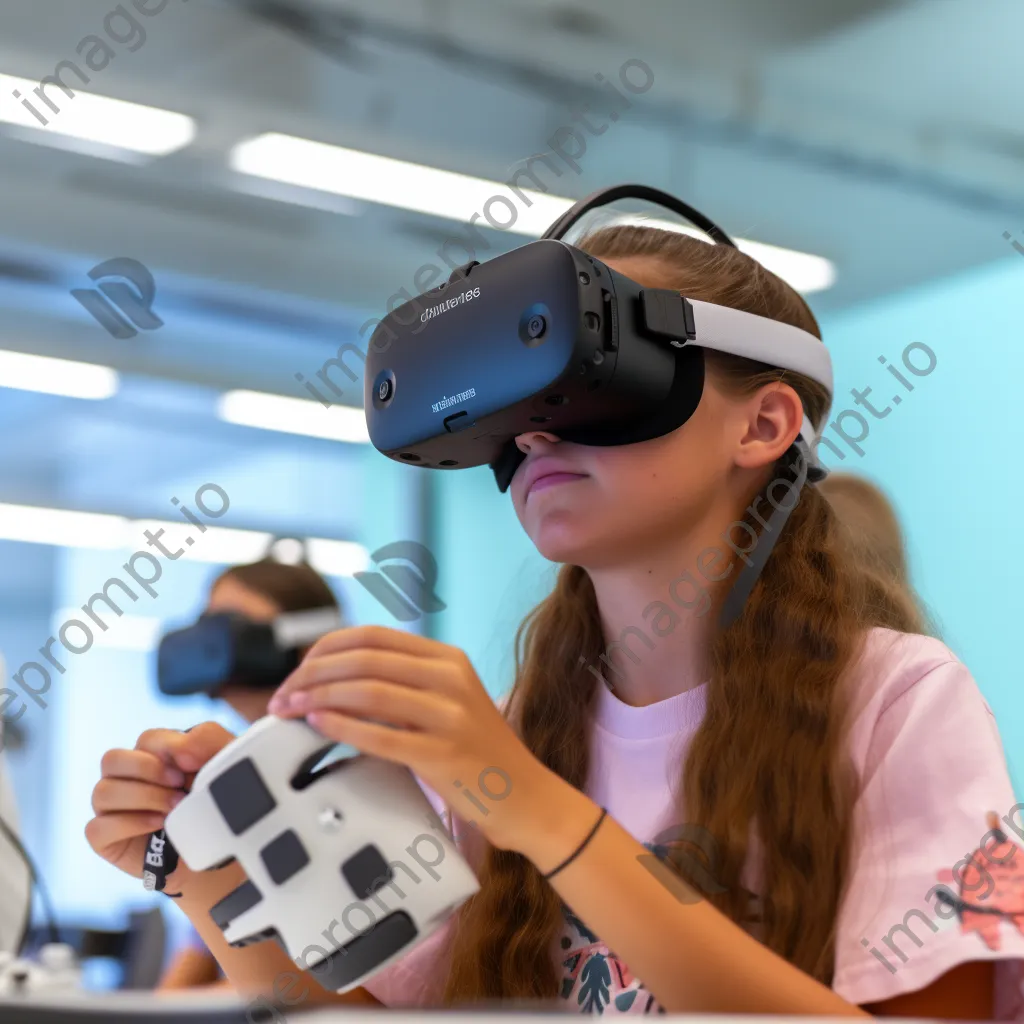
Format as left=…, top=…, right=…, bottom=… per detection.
left=363, top=628, right=1024, bottom=1015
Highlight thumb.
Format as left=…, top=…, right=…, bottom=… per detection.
left=174, top=722, right=235, bottom=773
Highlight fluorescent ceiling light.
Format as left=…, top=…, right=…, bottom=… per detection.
left=132, top=519, right=273, bottom=566
left=0, top=348, right=119, bottom=400
left=738, top=238, right=835, bottom=296
left=129, top=521, right=369, bottom=578
left=307, top=538, right=371, bottom=577
left=229, top=134, right=835, bottom=293
left=0, top=504, right=368, bottom=577
left=54, top=611, right=163, bottom=652
left=0, top=73, right=194, bottom=155
left=0, top=504, right=126, bottom=548
left=230, top=133, right=572, bottom=236
left=217, top=390, right=370, bottom=444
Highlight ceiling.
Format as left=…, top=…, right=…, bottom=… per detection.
left=0, top=0, right=1021, bottom=517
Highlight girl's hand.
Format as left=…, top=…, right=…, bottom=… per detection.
left=85, top=723, right=235, bottom=890
left=267, top=626, right=569, bottom=855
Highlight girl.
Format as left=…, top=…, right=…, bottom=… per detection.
left=157, top=557, right=341, bottom=991
left=817, top=472, right=932, bottom=636
left=87, top=225, right=1024, bottom=1017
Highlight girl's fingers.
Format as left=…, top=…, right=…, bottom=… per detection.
left=275, top=681, right=460, bottom=731
left=135, top=722, right=234, bottom=773
left=135, top=728, right=197, bottom=771
left=271, top=649, right=458, bottom=708
left=304, top=624, right=444, bottom=663
left=85, top=812, right=168, bottom=858
left=305, top=711, right=436, bottom=766
left=100, top=748, right=185, bottom=789
left=91, top=778, right=186, bottom=817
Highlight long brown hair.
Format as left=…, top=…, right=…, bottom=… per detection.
left=443, top=226, right=922, bottom=1003
left=818, top=473, right=933, bottom=636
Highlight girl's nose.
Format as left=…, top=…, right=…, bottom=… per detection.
left=514, top=431, right=561, bottom=455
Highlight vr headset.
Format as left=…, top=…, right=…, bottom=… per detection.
left=157, top=606, right=345, bottom=697
left=362, top=185, right=834, bottom=628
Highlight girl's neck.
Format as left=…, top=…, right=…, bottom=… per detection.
left=585, top=536, right=727, bottom=708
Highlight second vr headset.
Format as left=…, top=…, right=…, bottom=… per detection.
left=362, top=184, right=835, bottom=627
left=157, top=606, right=345, bottom=697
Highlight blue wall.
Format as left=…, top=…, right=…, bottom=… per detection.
left=433, top=467, right=553, bottom=701
left=818, top=253, right=1024, bottom=791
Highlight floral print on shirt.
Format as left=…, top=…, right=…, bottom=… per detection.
left=557, top=841, right=667, bottom=1014
left=559, top=905, right=665, bottom=1014
left=935, top=821, right=1024, bottom=952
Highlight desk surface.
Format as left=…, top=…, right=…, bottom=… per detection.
left=0, top=991, right=953, bottom=1024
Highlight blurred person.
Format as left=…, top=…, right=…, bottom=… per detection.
left=88, top=226, right=1023, bottom=1018
left=155, top=558, right=341, bottom=991
left=817, top=472, right=934, bottom=635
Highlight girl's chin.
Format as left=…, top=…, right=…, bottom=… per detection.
left=530, top=527, right=601, bottom=566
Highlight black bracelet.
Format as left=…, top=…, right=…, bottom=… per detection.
left=142, top=725, right=193, bottom=898
left=544, top=807, right=608, bottom=881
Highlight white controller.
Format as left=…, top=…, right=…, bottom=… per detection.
left=0, top=944, right=81, bottom=996
left=165, top=716, right=479, bottom=992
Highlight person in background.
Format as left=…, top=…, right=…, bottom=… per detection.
left=156, top=558, right=340, bottom=991
left=817, top=472, right=934, bottom=636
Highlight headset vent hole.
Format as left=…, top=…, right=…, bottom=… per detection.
left=544, top=394, right=567, bottom=406
left=585, top=312, right=600, bottom=331
left=439, top=460, right=458, bottom=466
left=399, top=453, right=421, bottom=461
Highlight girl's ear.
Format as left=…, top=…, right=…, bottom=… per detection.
left=733, top=382, right=805, bottom=472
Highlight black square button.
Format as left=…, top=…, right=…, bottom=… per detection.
left=342, top=844, right=394, bottom=899
left=261, top=829, right=310, bottom=884
left=209, top=757, right=276, bottom=836
left=209, top=880, right=262, bottom=931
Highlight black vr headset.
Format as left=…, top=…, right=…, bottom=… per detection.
left=156, top=606, right=345, bottom=697
left=363, top=184, right=834, bottom=626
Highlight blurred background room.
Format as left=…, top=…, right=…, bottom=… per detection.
left=0, top=0, right=1021, bottom=994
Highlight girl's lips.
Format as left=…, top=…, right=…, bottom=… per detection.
left=528, top=472, right=588, bottom=497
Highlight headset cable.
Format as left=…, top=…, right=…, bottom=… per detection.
left=0, top=813, right=60, bottom=953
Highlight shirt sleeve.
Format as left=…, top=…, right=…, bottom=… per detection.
left=832, top=655, right=1024, bottom=1017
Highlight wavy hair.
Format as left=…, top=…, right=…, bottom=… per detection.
left=442, top=226, right=922, bottom=1003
